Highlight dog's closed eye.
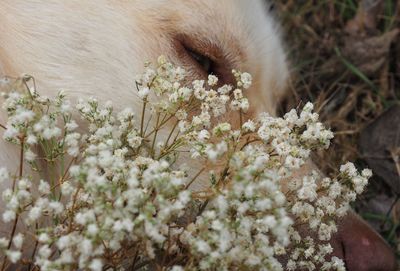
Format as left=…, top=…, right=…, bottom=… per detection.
left=174, top=34, right=235, bottom=86
left=185, top=46, right=212, bottom=75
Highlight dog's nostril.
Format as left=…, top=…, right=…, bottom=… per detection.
left=336, top=212, right=397, bottom=271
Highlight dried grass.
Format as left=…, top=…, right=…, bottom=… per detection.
left=274, top=0, right=400, bottom=259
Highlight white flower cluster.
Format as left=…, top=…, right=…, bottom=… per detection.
left=0, top=57, right=370, bottom=270
left=284, top=164, right=371, bottom=270
left=182, top=145, right=292, bottom=270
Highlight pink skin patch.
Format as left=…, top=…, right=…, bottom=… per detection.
left=361, top=237, right=371, bottom=246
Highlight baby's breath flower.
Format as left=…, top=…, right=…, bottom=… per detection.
left=213, top=122, right=231, bottom=136
left=89, top=259, right=103, bottom=271
left=170, top=266, right=184, bottom=271
left=12, top=233, right=24, bottom=250
left=26, top=134, right=38, bottom=145
left=38, top=233, right=50, bottom=243
left=6, top=250, right=21, bottom=263
left=3, top=210, right=16, bottom=223
left=0, top=58, right=369, bottom=270
left=240, top=72, right=252, bottom=89
left=0, top=237, right=9, bottom=249
left=242, top=120, right=256, bottom=132
left=197, top=130, right=210, bottom=143
left=138, top=86, right=150, bottom=99
left=38, top=180, right=51, bottom=195
left=207, top=75, right=218, bottom=86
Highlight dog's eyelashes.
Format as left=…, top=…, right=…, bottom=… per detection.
left=175, top=35, right=235, bottom=86
left=185, top=46, right=213, bottom=75
left=188, top=50, right=212, bottom=74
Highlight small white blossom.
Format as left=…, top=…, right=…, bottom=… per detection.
left=138, top=86, right=150, bottom=99
left=5, top=250, right=21, bottom=263
left=240, top=72, right=252, bottom=89
left=242, top=120, right=256, bottom=132
left=89, top=259, right=103, bottom=271
left=12, top=233, right=24, bottom=250
left=207, top=74, right=218, bottom=86
left=38, top=233, right=50, bottom=243
left=3, top=210, right=16, bottom=223
left=38, top=180, right=51, bottom=195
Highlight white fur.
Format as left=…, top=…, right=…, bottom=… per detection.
left=0, top=0, right=288, bottom=235
left=0, top=0, right=288, bottom=176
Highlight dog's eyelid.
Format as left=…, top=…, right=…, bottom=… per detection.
left=173, top=33, right=237, bottom=86
left=175, top=34, right=222, bottom=63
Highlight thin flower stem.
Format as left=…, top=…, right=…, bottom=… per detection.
left=60, top=157, right=77, bottom=184
left=23, top=156, right=77, bottom=209
left=239, top=110, right=243, bottom=128
left=0, top=213, right=18, bottom=271
left=18, top=139, right=24, bottom=181
left=171, top=130, right=181, bottom=145
left=132, top=260, right=153, bottom=271
left=240, top=138, right=261, bottom=151
left=140, top=99, right=147, bottom=137
left=0, top=123, right=6, bottom=130
left=151, top=113, right=161, bottom=157
left=143, top=113, right=153, bottom=136
left=68, top=187, right=81, bottom=233
left=129, top=248, right=140, bottom=271
left=197, top=162, right=231, bottom=216
left=157, top=139, right=183, bottom=160
left=28, top=223, right=39, bottom=270
left=159, top=113, right=169, bottom=127
left=164, top=121, right=179, bottom=148
left=1, top=137, right=24, bottom=271
left=22, top=75, right=37, bottom=98
left=198, top=199, right=210, bottom=216
left=161, top=227, right=171, bottom=268
left=145, top=114, right=174, bottom=138
left=185, top=168, right=205, bottom=190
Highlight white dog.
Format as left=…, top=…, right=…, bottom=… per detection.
left=0, top=1, right=396, bottom=270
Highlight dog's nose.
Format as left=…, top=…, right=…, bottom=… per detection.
left=332, top=211, right=397, bottom=271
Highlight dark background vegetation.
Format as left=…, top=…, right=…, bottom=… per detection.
left=273, top=0, right=400, bottom=261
